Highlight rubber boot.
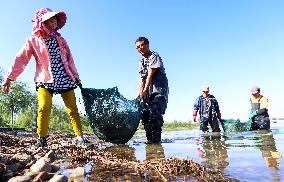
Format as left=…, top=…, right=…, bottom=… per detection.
left=211, top=119, right=221, bottom=132
left=200, top=119, right=209, bottom=132
left=152, top=131, right=161, bottom=144
left=144, top=123, right=153, bottom=143
left=145, top=130, right=153, bottom=144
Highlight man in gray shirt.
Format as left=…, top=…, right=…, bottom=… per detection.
left=135, top=37, right=169, bottom=143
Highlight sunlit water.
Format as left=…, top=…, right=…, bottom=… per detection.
left=104, top=121, right=284, bottom=181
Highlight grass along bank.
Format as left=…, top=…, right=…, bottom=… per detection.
left=137, top=120, right=199, bottom=131
left=1, top=120, right=199, bottom=133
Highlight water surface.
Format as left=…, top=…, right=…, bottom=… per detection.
left=117, top=121, right=284, bottom=181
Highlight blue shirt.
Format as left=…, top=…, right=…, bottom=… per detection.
left=194, top=94, right=220, bottom=120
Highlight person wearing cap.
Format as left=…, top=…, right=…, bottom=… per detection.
left=1, top=8, right=89, bottom=148
left=193, top=86, right=221, bottom=132
left=135, top=37, right=169, bottom=144
left=249, top=86, right=270, bottom=130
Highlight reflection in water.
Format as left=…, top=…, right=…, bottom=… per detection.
left=104, top=145, right=136, bottom=161
left=130, top=125, right=284, bottom=181
left=146, top=143, right=165, bottom=160
left=196, top=133, right=229, bottom=170
left=255, top=130, right=281, bottom=170
left=194, top=130, right=282, bottom=172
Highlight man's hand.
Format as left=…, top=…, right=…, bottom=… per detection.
left=193, top=110, right=198, bottom=122
left=193, top=116, right=197, bottom=122
left=217, top=111, right=222, bottom=121
left=139, top=90, right=148, bottom=100
left=248, top=111, right=257, bottom=120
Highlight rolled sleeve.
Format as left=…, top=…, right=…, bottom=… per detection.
left=148, top=54, right=161, bottom=69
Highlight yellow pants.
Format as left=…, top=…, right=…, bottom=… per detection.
left=37, top=87, right=82, bottom=137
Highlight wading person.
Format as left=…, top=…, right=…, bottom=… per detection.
left=1, top=8, right=89, bottom=148
left=135, top=37, right=169, bottom=144
left=193, top=86, right=221, bottom=132
left=248, top=86, right=270, bottom=130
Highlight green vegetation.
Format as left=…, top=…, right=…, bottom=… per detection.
left=137, top=120, right=199, bottom=131
left=0, top=68, right=92, bottom=133
left=163, top=120, right=199, bottom=130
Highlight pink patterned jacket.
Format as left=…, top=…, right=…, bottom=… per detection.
left=2, top=35, right=80, bottom=86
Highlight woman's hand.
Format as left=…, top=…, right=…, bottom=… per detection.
left=75, top=78, right=81, bottom=85
left=1, top=79, right=12, bottom=94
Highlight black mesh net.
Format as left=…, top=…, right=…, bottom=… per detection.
left=220, top=119, right=252, bottom=133
left=80, top=86, right=143, bottom=144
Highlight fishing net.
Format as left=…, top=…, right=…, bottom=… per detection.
left=80, top=86, right=143, bottom=144
left=220, top=119, right=252, bottom=133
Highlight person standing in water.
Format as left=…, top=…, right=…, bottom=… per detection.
left=249, top=86, right=270, bottom=130
left=135, top=37, right=169, bottom=144
left=193, top=86, right=222, bottom=132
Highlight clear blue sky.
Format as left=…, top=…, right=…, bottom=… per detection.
left=1, top=1, right=284, bottom=122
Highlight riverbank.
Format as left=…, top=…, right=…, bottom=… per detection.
left=137, top=121, right=199, bottom=131
left=0, top=131, right=238, bottom=181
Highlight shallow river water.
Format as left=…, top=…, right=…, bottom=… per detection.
left=106, top=121, right=284, bottom=181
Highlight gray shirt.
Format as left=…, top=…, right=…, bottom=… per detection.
left=138, top=52, right=168, bottom=97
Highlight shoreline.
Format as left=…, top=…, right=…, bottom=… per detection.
left=0, top=131, right=238, bottom=181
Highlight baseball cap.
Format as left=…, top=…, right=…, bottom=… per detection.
left=251, top=86, right=260, bottom=94
left=201, top=85, right=209, bottom=92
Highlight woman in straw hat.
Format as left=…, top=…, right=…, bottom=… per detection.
left=1, top=8, right=89, bottom=148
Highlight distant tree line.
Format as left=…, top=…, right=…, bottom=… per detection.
left=0, top=68, right=92, bottom=133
